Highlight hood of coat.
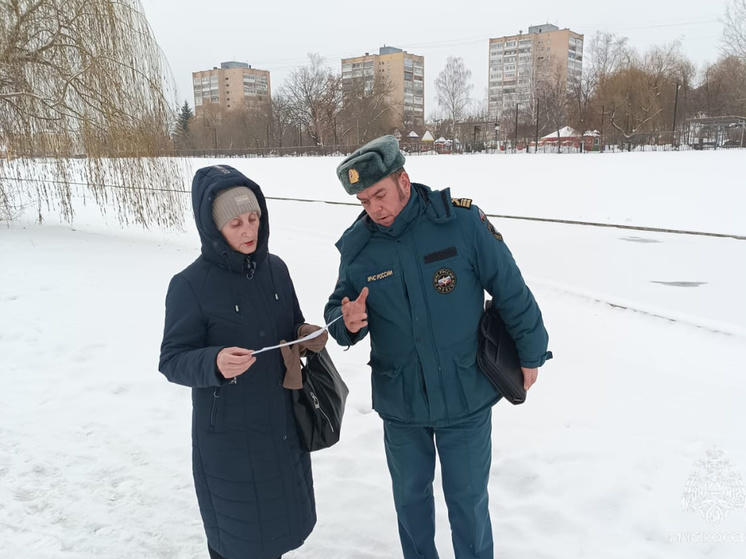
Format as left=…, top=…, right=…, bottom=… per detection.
left=334, top=183, right=455, bottom=262
left=191, top=164, right=270, bottom=272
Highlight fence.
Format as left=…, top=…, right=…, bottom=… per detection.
left=165, top=129, right=741, bottom=159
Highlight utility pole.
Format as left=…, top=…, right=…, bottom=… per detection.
left=514, top=103, right=518, bottom=153
left=534, top=98, right=539, bottom=154
left=600, top=105, right=605, bottom=152
left=672, top=83, right=681, bottom=149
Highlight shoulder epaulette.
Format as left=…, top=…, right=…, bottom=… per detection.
left=451, top=197, right=472, bottom=209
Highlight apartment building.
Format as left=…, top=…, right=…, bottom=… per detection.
left=192, top=61, right=271, bottom=116
left=341, top=46, right=425, bottom=130
left=488, top=24, right=583, bottom=120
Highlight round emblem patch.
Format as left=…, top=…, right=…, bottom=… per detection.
left=433, top=267, right=457, bottom=294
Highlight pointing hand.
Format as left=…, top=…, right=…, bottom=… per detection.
left=341, top=287, right=369, bottom=334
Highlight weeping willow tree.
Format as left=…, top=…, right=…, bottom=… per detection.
left=0, top=0, right=186, bottom=227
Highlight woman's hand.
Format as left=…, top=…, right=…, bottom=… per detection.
left=296, top=323, right=328, bottom=354
left=216, top=347, right=256, bottom=380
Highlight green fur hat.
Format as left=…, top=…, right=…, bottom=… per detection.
left=336, top=135, right=406, bottom=195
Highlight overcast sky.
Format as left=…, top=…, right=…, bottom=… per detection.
left=140, top=0, right=729, bottom=119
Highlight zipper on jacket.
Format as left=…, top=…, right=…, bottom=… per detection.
left=244, top=256, right=257, bottom=280
left=412, top=236, right=450, bottom=417
left=210, top=387, right=222, bottom=429
left=395, top=247, right=429, bottom=406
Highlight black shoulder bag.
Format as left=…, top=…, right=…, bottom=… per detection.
left=476, top=299, right=526, bottom=405
left=292, top=348, right=349, bottom=451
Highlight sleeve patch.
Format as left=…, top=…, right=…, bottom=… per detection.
left=485, top=219, right=504, bottom=241
left=451, top=197, right=472, bottom=209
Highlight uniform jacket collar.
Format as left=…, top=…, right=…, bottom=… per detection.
left=335, top=183, right=455, bottom=262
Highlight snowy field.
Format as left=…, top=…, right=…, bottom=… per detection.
left=1, top=150, right=746, bottom=558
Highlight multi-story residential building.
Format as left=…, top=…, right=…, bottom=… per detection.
left=341, top=46, right=425, bottom=130
left=488, top=24, right=583, bottom=120
left=192, top=61, right=270, bottom=116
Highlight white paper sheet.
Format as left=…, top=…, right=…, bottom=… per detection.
left=251, top=315, right=343, bottom=355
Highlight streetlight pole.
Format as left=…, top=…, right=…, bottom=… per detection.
left=672, top=83, right=681, bottom=149
left=534, top=98, right=539, bottom=154
left=514, top=103, right=518, bottom=153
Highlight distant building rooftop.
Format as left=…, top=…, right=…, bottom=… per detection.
left=528, top=24, right=559, bottom=34
left=220, top=61, right=250, bottom=69
left=379, top=46, right=403, bottom=55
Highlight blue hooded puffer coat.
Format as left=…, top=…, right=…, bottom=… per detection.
left=159, top=165, right=315, bottom=559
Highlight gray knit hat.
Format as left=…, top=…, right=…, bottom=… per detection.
left=336, top=135, right=406, bottom=195
left=212, top=186, right=261, bottom=230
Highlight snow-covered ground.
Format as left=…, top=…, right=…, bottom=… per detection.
left=1, top=150, right=745, bottom=558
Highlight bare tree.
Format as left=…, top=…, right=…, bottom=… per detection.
left=270, top=94, right=295, bottom=148
left=0, top=0, right=185, bottom=226
left=697, top=56, right=746, bottom=116
left=568, top=32, right=635, bottom=133
left=189, top=103, right=223, bottom=151
left=282, top=53, right=340, bottom=146
left=723, top=0, right=746, bottom=59
left=435, top=57, right=473, bottom=135
left=587, top=32, right=635, bottom=82
left=537, top=66, right=570, bottom=153
left=339, top=73, right=395, bottom=145
left=589, top=41, right=695, bottom=149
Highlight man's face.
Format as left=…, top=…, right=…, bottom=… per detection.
left=356, top=171, right=411, bottom=227
left=220, top=211, right=260, bottom=254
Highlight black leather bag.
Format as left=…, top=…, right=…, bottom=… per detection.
left=292, top=348, right=349, bottom=451
left=476, top=299, right=526, bottom=405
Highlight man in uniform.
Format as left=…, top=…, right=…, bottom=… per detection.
left=324, top=135, right=551, bottom=559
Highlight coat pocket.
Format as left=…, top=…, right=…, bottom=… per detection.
left=368, top=352, right=418, bottom=421
left=449, top=337, right=497, bottom=411
left=209, top=387, right=222, bottom=431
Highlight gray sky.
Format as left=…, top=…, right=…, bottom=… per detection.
left=140, top=0, right=729, bottom=119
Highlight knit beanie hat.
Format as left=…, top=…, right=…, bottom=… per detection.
left=212, top=186, right=261, bottom=230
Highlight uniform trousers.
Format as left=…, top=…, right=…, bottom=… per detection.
left=383, top=407, right=493, bottom=559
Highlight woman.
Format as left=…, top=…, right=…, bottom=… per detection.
left=159, top=164, right=326, bottom=559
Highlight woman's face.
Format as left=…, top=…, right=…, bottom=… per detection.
left=220, top=211, right=260, bottom=254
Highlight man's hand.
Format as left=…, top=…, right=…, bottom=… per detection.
left=341, top=287, right=369, bottom=333
left=216, top=347, right=256, bottom=380
left=521, top=367, right=538, bottom=391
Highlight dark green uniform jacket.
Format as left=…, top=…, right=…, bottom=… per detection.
left=324, top=183, right=551, bottom=426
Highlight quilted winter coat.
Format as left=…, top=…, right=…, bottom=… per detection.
left=159, top=165, right=315, bottom=559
